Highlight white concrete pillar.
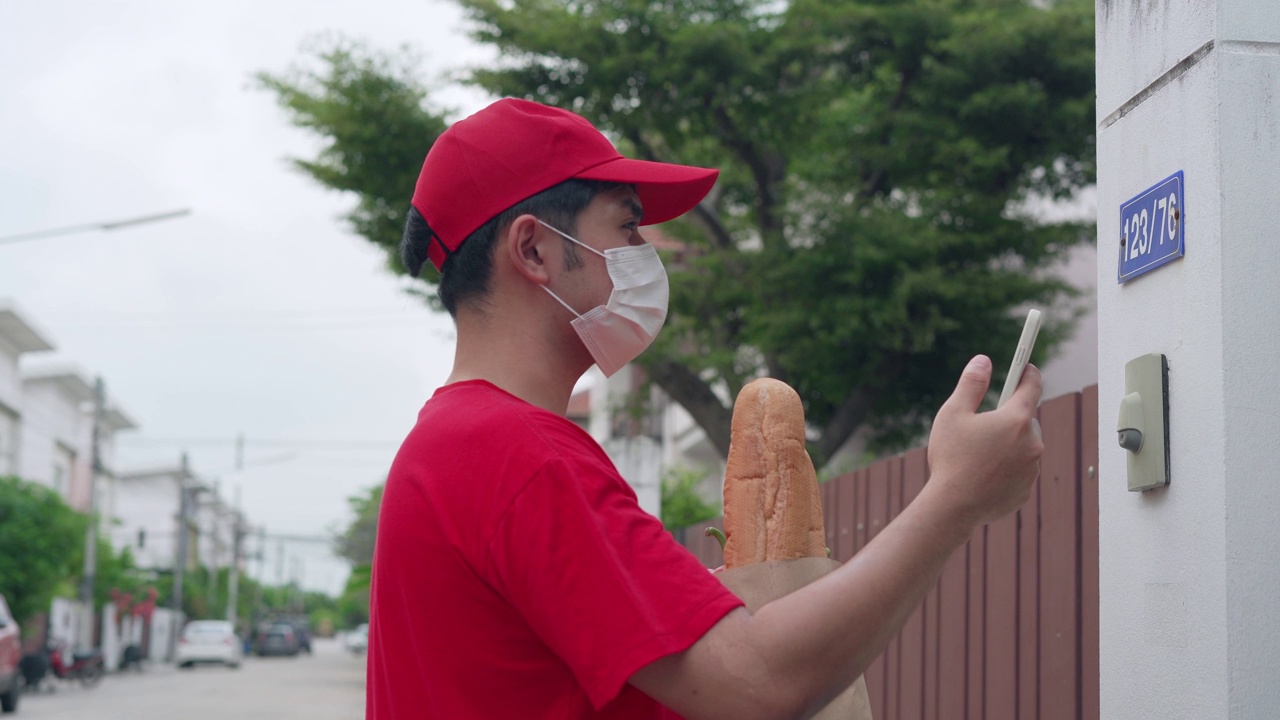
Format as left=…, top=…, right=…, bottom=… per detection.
left=102, top=604, right=119, bottom=671
left=1096, top=2, right=1280, bottom=717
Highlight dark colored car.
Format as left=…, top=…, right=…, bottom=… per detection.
left=283, top=620, right=311, bottom=655
left=254, top=623, right=300, bottom=657
left=0, top=595, right=21, bottom=714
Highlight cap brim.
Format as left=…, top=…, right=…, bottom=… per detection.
left=575, top=157, right=718, bottom=226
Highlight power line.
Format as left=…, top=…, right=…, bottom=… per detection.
left=40, top=307, right=423, bottom=321
left=118, top=436, right=398, bottom=448
left=0, top=209, right=192, bottom=245
left=52, top=319, right=429, bottom=334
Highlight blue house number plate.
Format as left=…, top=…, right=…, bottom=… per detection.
left=1118, top=171, right=1185, bottom=283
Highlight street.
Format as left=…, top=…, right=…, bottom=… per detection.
left=16, top=638, right=365, bottom=720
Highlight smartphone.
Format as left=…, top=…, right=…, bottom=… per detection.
left=997, top=308, right=1042, bottom=409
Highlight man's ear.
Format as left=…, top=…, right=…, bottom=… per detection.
left=504, top=214, right=552, bottom=285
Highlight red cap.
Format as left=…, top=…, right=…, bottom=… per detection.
left=410, top=98, right=719, bottom=272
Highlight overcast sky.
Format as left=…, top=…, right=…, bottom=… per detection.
left=0, top=1, right=500, bottom=594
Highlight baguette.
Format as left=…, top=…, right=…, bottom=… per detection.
left=722, top=378, right=827, bottom=569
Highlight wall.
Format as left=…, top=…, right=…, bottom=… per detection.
left=19, top=378, right=91, bottom=500
left=0, top=404, right=17, bottom=478
left=1095, top=1, right=1280, bottom=717
left=0, top=339, right=24, bottom=477
left=111, top=472, right=182, bottom=571
left=0, top=338, right=22, bottom=416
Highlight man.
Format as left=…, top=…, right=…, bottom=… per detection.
left=368, top=98, right=1043, bottom=719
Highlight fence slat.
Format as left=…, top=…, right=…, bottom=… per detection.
left=900, top=449, right=929, bottom=720
left=1039, top=394, right=1081, bottom=720
left=1081, top=387, right=1100, bottom=720
left=986, top=510, right=1019, bottom=720
left=856, top=469, right=870, bottom=553
left=1019, top=436, right=1043, bottom=720
left=937, top=540, right=968, bottom=720
left=823, top=478, right=839, bottom=561
left=884, top=458, right=904, bottom=720
left=967, top=526, right=986, bottom=720
left=837, top=473, right=857, bottom=562
left=864, top=459, right=893, bottom=720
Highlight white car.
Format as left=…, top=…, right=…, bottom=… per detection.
left=346, top=623, right=369, bottom=654
left=176, top=620, right=242, bottom=669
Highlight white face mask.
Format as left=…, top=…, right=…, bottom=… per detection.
left=537, top=219, right=669, bottom=378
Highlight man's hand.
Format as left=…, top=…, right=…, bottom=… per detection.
left=925, top=354, right=1044, bottom=528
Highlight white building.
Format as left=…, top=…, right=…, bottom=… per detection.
left=19, top=364, right=138, bottom=512
left=0, top=301, right=140, bottom=513
left=0, top=301, right=55, bottom=477
left=111, top=465, right=191, bottom=572
left=111, top=463, right=243, bottom=576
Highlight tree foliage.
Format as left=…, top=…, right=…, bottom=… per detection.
left=334, top=483, right=382, bottom=568
left=256, top=39, right=451, bottom=278
left=93, top=538, right=149, bottom=610
left=660, top=467, right=720, bottom=529
left=261, top=0, right=1095, bottom=464
left=0, top=477, right=87, bottom=622
left=331, top=484, right=381, bottom=627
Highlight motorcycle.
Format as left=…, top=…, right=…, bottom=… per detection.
left=21, top=640, right=105, bottom=692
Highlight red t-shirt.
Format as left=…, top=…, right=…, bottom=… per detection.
left=367, top=380, right=744, bottom=718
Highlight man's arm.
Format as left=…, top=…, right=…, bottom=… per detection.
left=631, top=356, right=1044, bottom=720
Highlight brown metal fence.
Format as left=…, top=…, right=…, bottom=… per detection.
left=674, top=386, right=1099, bottom=720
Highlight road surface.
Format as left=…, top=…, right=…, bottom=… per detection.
left=16, top=637, right=365, bottom=720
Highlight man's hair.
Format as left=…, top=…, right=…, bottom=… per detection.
left=401, top=179, right=625, bottom=317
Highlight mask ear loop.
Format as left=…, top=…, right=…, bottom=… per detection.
left=541, top=284, right=584, bottom=320
left=535, top=218, right=603, bottom=319
left=536, top=219, right=606, bottom=259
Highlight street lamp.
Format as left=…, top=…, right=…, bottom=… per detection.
left=0, top=208, right=192, bottom=245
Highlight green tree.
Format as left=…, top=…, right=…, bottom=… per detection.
left=336, top=567, right=371, bottom=629
left=93, top=537, right=149, bottom=610
left=261, top=0, right=1095, bottom=464
left=334, top=483, right=382, bottom=568
left=0, top=477, right=87, bottom=622
left=326, top=484, right=381, bottom=628
left=660, top=468, right=720, bottom=530
left=256, top=40, right=450, bottom=278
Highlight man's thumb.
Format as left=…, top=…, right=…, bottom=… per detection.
left=942, top=355, right=992, bottom=415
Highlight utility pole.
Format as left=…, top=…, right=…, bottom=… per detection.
left=276, top=538, right=286, bottom=587
left=235, top=432, right=244, bottom=471
left=252, top=526, right=266, bottom=627
left=205, top=480, right=221, bottom=614
left=78, top=377, right=106, bottom=650
left=170, top=452, right=192, bottom=660
left=226, top=486, right=243, bottom=626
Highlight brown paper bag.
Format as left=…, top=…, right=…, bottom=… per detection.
left=715, top=557, right=874, bottom=720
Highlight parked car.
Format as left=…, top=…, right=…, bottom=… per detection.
left=0, top=595, right=19, bottom=713
left=345, top=623, right=368, bottom=655
left=176, top=620, right=242, bottom=669
left=254, top=623, right=300, bottom=657
left=281, top=619, right=312, bottom=654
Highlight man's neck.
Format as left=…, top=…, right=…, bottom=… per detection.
left=446, top=310, right=586, bottom=416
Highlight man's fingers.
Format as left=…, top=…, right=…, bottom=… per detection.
left=1010, top=363, right=1044, bottom=411
left=940, top=355, right=993, bottom=416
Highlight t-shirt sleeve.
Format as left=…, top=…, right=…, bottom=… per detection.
left=486, top=457, right=744, bottom=710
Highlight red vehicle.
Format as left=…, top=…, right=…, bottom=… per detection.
left=0, top=594, right=20, bottom=713
left=39, top=640, right=104, bottom=689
